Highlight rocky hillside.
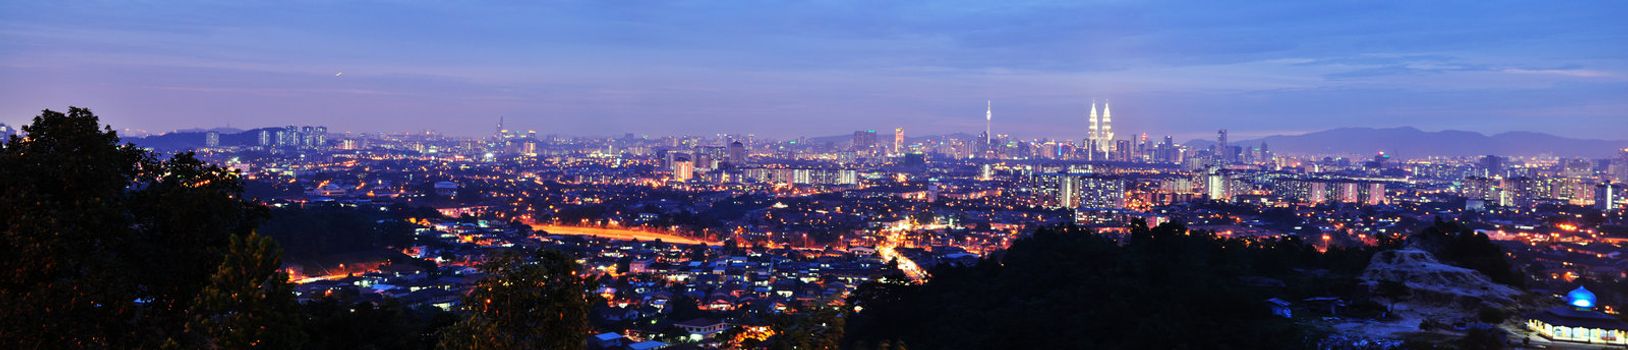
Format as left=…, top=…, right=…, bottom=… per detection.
left=1361, top=249, right=1520, bottom=306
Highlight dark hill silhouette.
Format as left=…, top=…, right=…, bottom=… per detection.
left=127, top=128, right=277, bottom=150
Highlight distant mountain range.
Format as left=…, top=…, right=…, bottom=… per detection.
left=1183, top=127, right=1628, bottom=158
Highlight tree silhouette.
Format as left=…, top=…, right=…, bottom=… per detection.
left=1410, top=219, right=1523, bottom=287
left=437, top=249, right=590, bottom=350
left=845, top=223, right=1310, bottom=349
left=767, top=306, right=845, bottom=350
left=179, top=233, right=306, bottom=349
left=0, top=107, right=286, bottom=348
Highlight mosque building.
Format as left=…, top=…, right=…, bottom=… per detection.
left=1525, top=286, right=1628, bottom=345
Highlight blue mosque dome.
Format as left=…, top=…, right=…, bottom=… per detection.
left=1567, top=286, right=1597, bottom=310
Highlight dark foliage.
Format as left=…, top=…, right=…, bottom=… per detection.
left=437, top=249, right=590, bottom=350
left=765, top=306, right=845, bottom=350
left=0, top=107, right=296, bottom=348
left=1408, top=219, right=1523, bottom=287
left=1455, top=327, right=1507, bottom=350
left=180, top=232, right=306, bottom=349
left=302, top=297, right=456, bottom=350
left=258, top=204, right=419, bottom=262
left=846, top=222, right=1315, bottom=349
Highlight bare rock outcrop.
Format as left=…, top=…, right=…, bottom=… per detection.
left=1360, top=249, right=1519, bottom=307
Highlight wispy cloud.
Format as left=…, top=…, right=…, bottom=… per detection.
left=1, top=0, right=1625, bottom=138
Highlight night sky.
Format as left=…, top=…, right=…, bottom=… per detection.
left=2, top=1, right=1625, bottom=140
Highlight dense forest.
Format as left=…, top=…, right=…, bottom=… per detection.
left=258, top=204, right=422, bottom=263
left=846, top=222, right=1333, bottom=349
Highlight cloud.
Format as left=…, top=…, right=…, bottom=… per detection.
left=1501, top=68, right=1613, bottom=78
left=0, top=0, right=1625, bottom=139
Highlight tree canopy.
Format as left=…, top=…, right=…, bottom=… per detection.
left=845, top=222, right=1316, bottom=349
left=1408, top=218, right=1524, bottom=287
left=0, top=107, right=297, bottom=348
left=437, top=249, right=591, bottom=350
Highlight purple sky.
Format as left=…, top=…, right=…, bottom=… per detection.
left=2, top=1, right=1626, bottom=140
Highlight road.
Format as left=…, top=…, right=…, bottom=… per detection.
left=529, top=224, right=720, bottom=246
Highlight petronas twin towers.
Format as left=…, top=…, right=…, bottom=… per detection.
left=976, top=99, right=1116, bottom=158
left=1086, top=100, right=1113, bottom=144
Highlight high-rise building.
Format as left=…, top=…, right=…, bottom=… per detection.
left=1205, top=166, right=1229, bottom=201
left=1137, top=133, right=1150, bottom=162
left=205, top=131, right=220, bottom=148
left=1100, top=101, right=1114, bottom=143
left=672, top=159, right=694, bottom=182
left=1613, top=148, right=1628, bottom=183
left=494, top=116, right=505, bottom=140
left=669, top=152, right=694, bottom=181
left=1480, top=155, right=1508, bottom=178
left=982, top=100, right=994, bottom=158
left=893, top=128, right=904, bottom=155
left=1159, top=136, right=1178, bottom=163
left=1215, top=129, right=1229, bottom=165
left=1259, top=142, right=1273, bottom=165
left=1600, top=182, right=1619, bottom=211
left=281, top=125, right=300, bottom=147
left=1055, top=174, right=1125, bottom=209
left=258, top=129, right=272, bottom=147
left=1115, top=140, right=1132, bottom=161
left=1087, top=101, right=1100, bottom=146
left=851, top=130, right=878, bottom=155
left=1084, top=100, right=1122, bottom=160
left=727, top=141, right=746, bottom=165
left=697, top=145, right=726, bottom=170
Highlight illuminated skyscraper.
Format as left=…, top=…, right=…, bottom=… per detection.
left=673, top=159, right=694, bottom=182
left=1206, top=166, right=1228, bottom=201
left=893, top=127, right=904, bottom=155
left=1600, top=182, right=1619, bottom=211
left=1100, top=101, right=1114, bottom=143
left=495, top=116, right=505, bottom=139
left=205, top=131, right=220, bottom=148
left=985, top=100, right=992, bottom=153
left=980, top=100, right=995, bottom=159
left=1087, top=101, right=1099, bottom=144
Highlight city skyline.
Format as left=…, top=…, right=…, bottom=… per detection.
left=7, top=2, right=1628, bottom=349
left=3, top=1, right=1627, bottom=139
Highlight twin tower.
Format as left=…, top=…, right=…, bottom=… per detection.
left=1086, top=101, right=1114, bottom=144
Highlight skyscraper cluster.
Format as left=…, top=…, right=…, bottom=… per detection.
left=487, top=117, right=541, bottom=157
left=851, top=129, right=880, bottom=157
left=663, top=134, right=757, bottom=183
left=258, top=125, right=328, bottom=149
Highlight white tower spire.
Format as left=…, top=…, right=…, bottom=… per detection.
left=985, top=100, right=992, bottom=138
left=1088, top=100, right=1100, bottom=142
left=1101, top=100, right=1114, bottom=142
